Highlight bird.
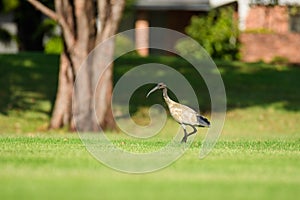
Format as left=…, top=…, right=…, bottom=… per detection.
left=146, top=82, right=210, bottom=143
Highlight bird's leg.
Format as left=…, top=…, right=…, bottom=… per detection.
left=181, top=124, right=187, bottom=143
left=181, top=129, right=188, bottom=143
left=186, top=125, right=197, bottom=140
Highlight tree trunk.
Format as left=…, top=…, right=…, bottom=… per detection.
left=94, top=0, right=126, bottom=131
left=27, top=0, right=125, bottom=131
left=49, top=51, right=73, bottom=129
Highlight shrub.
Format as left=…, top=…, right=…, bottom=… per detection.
left=270, top=56, right=289, bottom=65
left=44, top=36, right=63, bottom=54
left=185, top=6, right=240, bottom=60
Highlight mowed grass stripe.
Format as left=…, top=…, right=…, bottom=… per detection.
left=0, top=134, right=300, bottom=200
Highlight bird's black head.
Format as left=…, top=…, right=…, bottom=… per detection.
left=146, top=82, right=167, bottom=98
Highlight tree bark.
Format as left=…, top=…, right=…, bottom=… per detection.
left=50, top=51, right=73, bottom=129
left=27, top=0, right=125, bottom=131
left=94, top=0, right=126, bottom=131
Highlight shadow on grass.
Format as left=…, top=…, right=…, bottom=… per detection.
left=218, top=60, right=300, bottom=112
left=114, top=56, right=300, bottom=115
left=1, top=53, right=299, bottom=119
left=0, top=52, right=59, bottom=115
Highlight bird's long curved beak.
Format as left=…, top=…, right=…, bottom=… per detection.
left=146, top=86, right=159, bottom=98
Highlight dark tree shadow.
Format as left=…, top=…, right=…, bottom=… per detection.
left=1, top=53, right=299, bottom=121
left=0, top=52, right=59, bottom=115
left=218, top=60, right=300, bottom=112
left=114, top=56, right=300, bottom=117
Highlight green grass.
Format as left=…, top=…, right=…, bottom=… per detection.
left=0, top=134, right=299, bottom=200
left=0, top=52, right=59, bottom=133
left=1, top=52, right=300, bottom=199
left=1, top=53, right=300, bottom=135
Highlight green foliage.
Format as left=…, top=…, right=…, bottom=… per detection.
left=175, top=38, right=206, bottom=60
left=115, top=34, right=135, bottom=56
left=44, top=36, right=63, bottom=54
left=0, top=0, right=19, bottom=12
left=124, top=0, right=136, bottom=18
left=270, top=56, right=289, bottom=65
left=185, top=7, right=240, bottom=60
left=243, top=28, right=274, bottom=34
left=42, top=19, right=63, bottom=54
left=289, top=6, right=300, bottom=16
left=1, top=0, right=56, bottom=51
left=35, top=18, right=57, bottom=40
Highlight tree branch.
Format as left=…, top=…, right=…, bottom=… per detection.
left=27, top=0, right=58, bottom=21
left=27, top=0, right=76, bottom=50
left=54, top=0, right=76, bottom=52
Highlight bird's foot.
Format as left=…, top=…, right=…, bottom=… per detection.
left=181, top=137, right=187, bottom=143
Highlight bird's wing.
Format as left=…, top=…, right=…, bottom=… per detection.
left=180, top=105, right=199, bottom=125
left=172, top=104, right=210, bottom=127
left=168, top=102, right=199, bottom=125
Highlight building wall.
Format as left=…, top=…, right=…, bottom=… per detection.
left=246, top=6, right=288, bottom=33
left=0, top=13, right=18, bottom=53
left=240, top=5, right=300, bottom=63
left=134, top=10, right=202, bottom=56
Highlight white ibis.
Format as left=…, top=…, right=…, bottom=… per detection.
left=146, top=82, right=210, bottom=143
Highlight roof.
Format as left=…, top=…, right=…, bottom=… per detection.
left=279, top=0, right=300, bottom=5
left=135, top=0, right=211, bottom=11
left=249, top=0, right=300, bottom=5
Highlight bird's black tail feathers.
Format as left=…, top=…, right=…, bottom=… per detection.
left=197, top=115, right=210, bottom=127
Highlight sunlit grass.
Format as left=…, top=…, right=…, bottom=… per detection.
left=1, top=53, right=300, bottom=136
left=1, top=53, right=300, bottom=199
left=0, top=134, right=299, bottom=200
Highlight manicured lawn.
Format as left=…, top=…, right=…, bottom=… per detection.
left=0, top=52, right=300, bottom=199
left=1, top=53, right=300, bottom=136
left=0, top=134, right=299, bottom=200
left=0, top=53, right=59, bottom=133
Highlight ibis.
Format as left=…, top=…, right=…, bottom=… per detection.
left=146, top=82, right=210, bottom=143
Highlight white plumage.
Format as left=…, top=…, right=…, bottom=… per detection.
left=147, top=82, right=210, bottom=143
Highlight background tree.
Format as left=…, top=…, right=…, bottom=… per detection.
left=185, top=6, right=240, bottom=61
left=0, top=0, right=55, bottom=50
left=27, top=0, right=126, bottom=131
